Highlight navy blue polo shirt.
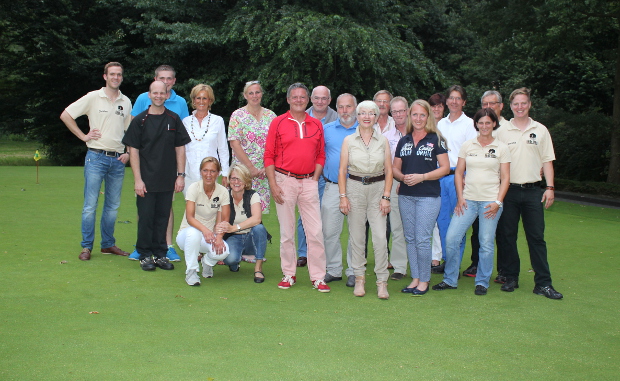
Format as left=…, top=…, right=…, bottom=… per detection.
left=395, top=133, right=448, bottom=197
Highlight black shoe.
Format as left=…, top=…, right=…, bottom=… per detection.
left=254, top=271, right=265, bottom=283
left=140, top=256, right=156, bottom=271
left=475, top=285, right=487, bottom=295
left=501, top=279, right=519, bottom=292
left=154, top=257, right=174, bottom=270
left=412, top=285, right=429, bottom=296
left=431, top=262, right=445, bottom=274
left=401, top=287, right=416, bottom=293
left=296, top=256, right=307, bottom=267
left=346, top=275, right=356, bottom=287
left=432, top=281, right=457, bottom=291
left=494, top=274, right=507, bottom=284
left=533, top=285, right=563, bottom=299
left=390, top=272, right=405, bottom=281
left=324, top=273, right=342, bottom=283
left=463, top=264, right=477, bottom=277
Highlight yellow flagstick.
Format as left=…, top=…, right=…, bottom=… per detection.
left=33, top=150, right=40, bottom=184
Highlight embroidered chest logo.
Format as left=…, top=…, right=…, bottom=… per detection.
left=210, top=196, right=220, bottom=209
left=417, top=142, right=434, bottom=160
left=526, top=133, right=538, bottom=145
left=400, top=142, right=413, bottom=157
left=115, top=105, right=125, bottom=118
left=485, top=148, right=497, bottom=158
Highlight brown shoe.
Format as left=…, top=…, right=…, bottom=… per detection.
left=79, top=248, right=91, bottom=261
left=101, top=246, right=129, bottom=256
left=353, top=276, right=366, bottom=297
left=296, top=256, right=307, bottom=267
left=377, top=281, right=389, bottom=300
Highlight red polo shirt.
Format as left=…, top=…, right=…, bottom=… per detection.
left=264, top=111, right=325, bottom=175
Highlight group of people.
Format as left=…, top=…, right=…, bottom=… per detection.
left=62, top=62, right=563, bottom=301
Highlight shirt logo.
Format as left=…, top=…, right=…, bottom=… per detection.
left=115, top=105, right=125, bottom=117
left=416, top=143, right=434, bottom=158
left=400, top=142, right=413, bottom=157
left=527, top=133, right=538, bottom=145
left=485, top=148, right=497, bottom=158
left=210, top=196, right=220, bottom=209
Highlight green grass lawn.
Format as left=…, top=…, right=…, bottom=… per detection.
left=0, top=137, right=51, bottom=166
left=1, top=166, right=619, bottom=380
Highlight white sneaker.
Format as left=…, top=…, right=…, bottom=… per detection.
left=202, top=265, right=213, bottom=278
left=185, top=269, right=200, bottom=286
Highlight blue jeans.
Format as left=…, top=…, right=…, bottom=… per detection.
left=296, top=176, right=325, bottom=257
left=443, top=200, right=503, bottom=288
left=224, top=225, right=268, bottom=266
left=81, top=150, right=125, bottom=249
left=437, top=173, right=466, bottom=260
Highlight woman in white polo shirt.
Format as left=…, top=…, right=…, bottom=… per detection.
left=432, top=108, right=511, bottom=295
left=176, top=157, right=230, bottom=286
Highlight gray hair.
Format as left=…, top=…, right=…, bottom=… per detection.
left=356, top=100, right=380, bottom=116
left=481, top=90, right=503, bottom=105
left=287, top=83, right=310, bottom=99
left=390, top=96, right=409, bottom=109
left=336, top=93, right=358, bottom=107
left=373, top=90, right=393, bottom=102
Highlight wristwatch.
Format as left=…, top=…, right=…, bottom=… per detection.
left=495, top=200, right=503, bottom=208
left=381, top=196, right=391, bottom=201
left=237, top=224, right=241, bottom=232
left=177, top=172, right=186, bottom=177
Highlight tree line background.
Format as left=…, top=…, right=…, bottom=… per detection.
left=1, top=0, right=618, bottom=185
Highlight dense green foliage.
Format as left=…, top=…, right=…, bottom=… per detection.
left=0, top=0, right=618, bottom=182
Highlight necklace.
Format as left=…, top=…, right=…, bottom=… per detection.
left=190, top=113, right=210, bottom=141
left=362, top=130, right=374, bottom=148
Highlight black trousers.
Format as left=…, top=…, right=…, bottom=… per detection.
left=495, top=186, right=552, bottom=287
left=136, top=190, right=173, bottom=260
left=469, top=218, right=480, bottom=266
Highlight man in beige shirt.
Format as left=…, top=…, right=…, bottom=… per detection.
left=60, top=62, right=132, bottom=261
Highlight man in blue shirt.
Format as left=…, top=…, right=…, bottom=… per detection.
left=128, top=65, right=190, bottom=262
left=296, top=85, right=338, bottom=267
left=321, top=93, right=359, bottom=285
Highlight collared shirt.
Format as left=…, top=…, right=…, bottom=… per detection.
left=307, top=106, right=338, bottom=125
left=347, top=127, right=388, bottom=176
left=459, top=138, right=511, bottom=201
left=65, top=88, right=132, bottom=153
left=395, top=133, right=448, bottom=197
left=496, top=118, right=555, bottom=184
left=382, top=125, right=404, bottom=162
left=182, top=111, right=229, bottom=185
left=322, top=120, right=358, bottom=182
left=437, top=112, right=477, bottom=167
left=131, top=89, right=190, bottom=120
left=179, top=182, right=230, bottom=232
left=264, top=111, right=325, bottom=175
left=373, top=115, right=395, bottom=134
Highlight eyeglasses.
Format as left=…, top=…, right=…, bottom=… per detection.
left=448, top=96, right=463, bottom=102
left=482, top=102, right=500, bottom=107
left=229, top=177, right=243, bottom=183
left=245, top=80, right=260, bottom=86
left=374, top=99, right=389, bottom=104
left=312, top=96, right=329, bottom=102
left=358, top=112, right=376, bottom=117
left=391, top=109, right=407, bottom=115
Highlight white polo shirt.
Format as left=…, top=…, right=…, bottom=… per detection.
left=437, top=112, right=477, bottom=167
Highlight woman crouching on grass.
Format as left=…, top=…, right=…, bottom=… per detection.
left=215, top=164, right=270, bottom=283
left=176, top=157, right=230, bottom=286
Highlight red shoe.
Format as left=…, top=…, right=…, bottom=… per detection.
left=312, top=279, right=331, bottom=293
left=277, top=275, right=296, bottom=289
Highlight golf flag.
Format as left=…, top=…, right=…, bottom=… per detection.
left=34, top=150, right=41, bottom=161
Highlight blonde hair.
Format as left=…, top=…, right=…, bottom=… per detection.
left=190, top=84, right=215, bottom=110
left=229, top=163, right=252, bottom=190
left=243, top=80, right=264, bottom=95
left=407, top=100, right=447, bottom=147
left=199, top=156, right=221, bottom=172
left=509, top=87, right=531, bottom=103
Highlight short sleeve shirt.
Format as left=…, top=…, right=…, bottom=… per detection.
left=496, top=118, right=555, bottom=184
left=437, top=113, right=477, bottom=167
left=459, top=138, right=511, bottom=201
left=179, top=182, right=230, bottom=231
left=122, top=108, right=191, bottom=192
left=395, top=133, right=448, bottom=197
left=131, top=89, right=189, bottom=119
left=65, top=88, right=132, bottom=153
left=231, top=192, right=261, bottom=234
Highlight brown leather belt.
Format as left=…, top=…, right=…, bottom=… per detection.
left=275, top=167, right=314, bottom=179
left=348, top=174, right=385, bottom=185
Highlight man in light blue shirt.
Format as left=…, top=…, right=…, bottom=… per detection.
left=128, top=65, right=190, bottom=262
left=296, top=85, right=338, bottom=266
left=320, top=93, right=359, bottom=284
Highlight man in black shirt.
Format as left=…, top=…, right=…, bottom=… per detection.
left=123, top=81, right=191, bottom=271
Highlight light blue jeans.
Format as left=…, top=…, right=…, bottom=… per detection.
left=81, top=150, right=125, bottom=249
left=224, top=225, right=268, bottom=267
left=443, top=200, right=503, bottom=288
left=296, top=176, right=325, bottom=257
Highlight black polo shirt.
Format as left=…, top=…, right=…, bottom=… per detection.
left=395, top=132, right=448, bottom=197
left=123, top=107, right=191, bottom=192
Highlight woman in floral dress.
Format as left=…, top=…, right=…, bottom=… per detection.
left=228, top=81, right=276, bottom=214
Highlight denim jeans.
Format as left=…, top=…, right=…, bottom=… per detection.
left=443, top=200, right=503, bottom=288
left=81, top=149, right=125, bottom=249
left=437, top=173, right=466, bottom=260
left=296, top=176, right=325, bottom=257
left=224, top=224, right=268, bottom=266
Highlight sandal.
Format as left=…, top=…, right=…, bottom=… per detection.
left=254, top=271, right=265, bottom=283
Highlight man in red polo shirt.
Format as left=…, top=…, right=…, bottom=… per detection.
left=264, top=82, right=330, bottom=293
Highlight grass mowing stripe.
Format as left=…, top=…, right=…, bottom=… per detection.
left=1, top=166, right=619, bottom=380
